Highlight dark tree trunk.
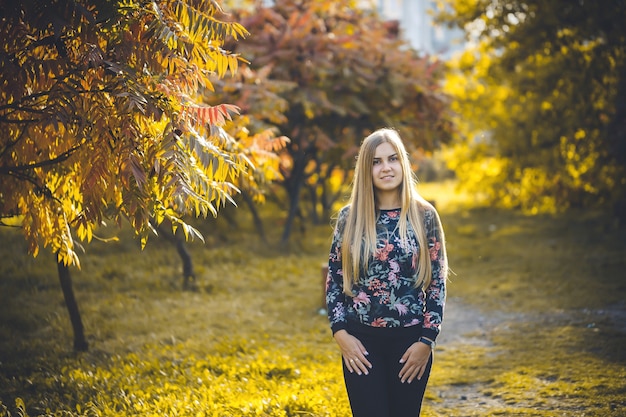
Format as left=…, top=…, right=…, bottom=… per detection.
left=607, top=64, right=626, bottom=219
left=241, top=190, right=267, bottom=243
left=319, top=160, right=342, bottom=222
left=156, top=222, right=197, bottom=291
left=281, top=163, right=306, bottom=244
left=319, top=175, right=329, bottom=224
left=174, top=233, right=196, bottom=291
left=306, top=156, right=324, bottom=225
left=280, top=141, right=311, bottom=244
left=57, top=258, right=88, bottom=352
left=307, top=183, right=320, bottom=224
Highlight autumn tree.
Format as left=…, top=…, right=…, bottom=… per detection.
left=439, top=0, right=626, bottom=215
left=0, top=0, right=275, bottom=350
left=209, top=0, right=453, bottom=242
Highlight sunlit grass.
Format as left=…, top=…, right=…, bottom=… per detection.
left=1, top=180, right=625, bottom=416
left=23, top=337, right=349, bottom=416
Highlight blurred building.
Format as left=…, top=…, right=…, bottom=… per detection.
left=226, top=0, right=465, bottom=60
left=358, top=0, right=465, bottom=59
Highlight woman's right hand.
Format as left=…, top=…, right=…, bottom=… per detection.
left=333, top=330, right=372, bottom=375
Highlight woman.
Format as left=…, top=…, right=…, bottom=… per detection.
left=325, top=128, right=448, bottom=417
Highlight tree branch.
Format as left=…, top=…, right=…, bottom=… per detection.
left=0, top=140, right=85, bottom=175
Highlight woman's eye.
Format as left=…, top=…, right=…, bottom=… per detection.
left=373, top=159, right=380, bottom=165
left=390, top=155, right=398, bottom=162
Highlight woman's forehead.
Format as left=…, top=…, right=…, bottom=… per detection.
left=374, top=142, right=397, bottom=157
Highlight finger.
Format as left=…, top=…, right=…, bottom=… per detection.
left=399, top=363, right=411, bottom=382
left=400, top=365, right=418, bottom=384
left=348, top=357, right=367, bottom=375
left=399, top=370, right=407, bottom=383
left=346, top=356, right=369, bottom=375
left=355, top=341, right=369, bottom=357
left=408, top=366, right=421, bottom=383
left=357, top=354, right=372, bottom=369
left=417, top=365, right=426, bottom=381
left=354, top=357, right=369, bottom=375
left=415, top=353, right=432, bottom=380
left=353, top=342, right=371, bottom=368
left=348, top=357, right=364, bottom=375
left=399, top=356, right=415, bottom=376
left=345, top=357, right=356, bottom=373
left=400, top=369, right=411, bottom=383
left=399, top=360, right=422, bottom=382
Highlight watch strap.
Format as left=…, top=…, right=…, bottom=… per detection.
left=419, top=336, right=436, bottom=349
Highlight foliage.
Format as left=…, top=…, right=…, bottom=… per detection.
left=0, top=0, right=281, bottom=266
left=220, top=117, right=291, bottom=205
left=210, top=0, right=453, bottom=241
left=439, top=0, right=626, bottom=215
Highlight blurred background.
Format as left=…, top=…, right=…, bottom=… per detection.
left=1, top=0, right=625, bottom=415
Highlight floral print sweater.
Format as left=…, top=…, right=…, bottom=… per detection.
left=325, top=206, right=446, bottom=342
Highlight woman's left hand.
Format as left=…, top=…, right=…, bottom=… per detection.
left=398, top=341, right=431, bottom=383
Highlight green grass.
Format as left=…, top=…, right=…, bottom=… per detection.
left=1, top=181, right=625, bottom=416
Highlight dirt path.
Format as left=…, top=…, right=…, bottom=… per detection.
left=437, top=296, right=521, bottom=347
left=434, top=297, right=520, bottom=412
left=434, top=297, right=626, bottom=415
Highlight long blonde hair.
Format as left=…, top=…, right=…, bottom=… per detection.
left=340, top=128, right=441, bottom=295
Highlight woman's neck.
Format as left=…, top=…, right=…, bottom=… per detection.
left=376, top=192, right=401, bottom=210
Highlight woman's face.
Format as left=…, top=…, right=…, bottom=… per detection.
left=372, top=142, right=403, bottom=193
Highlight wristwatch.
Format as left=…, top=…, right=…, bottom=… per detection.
left=418, top=336, right=436, bottom=349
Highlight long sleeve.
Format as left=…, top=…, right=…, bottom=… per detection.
left=421, top=208, right=447, bottom=341
left=325, top=207, right=349, bottom=334
left=325, top=205, right=447, bottom=338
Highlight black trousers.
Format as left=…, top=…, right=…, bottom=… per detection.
left=342, top=322, right=433, bottom=417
